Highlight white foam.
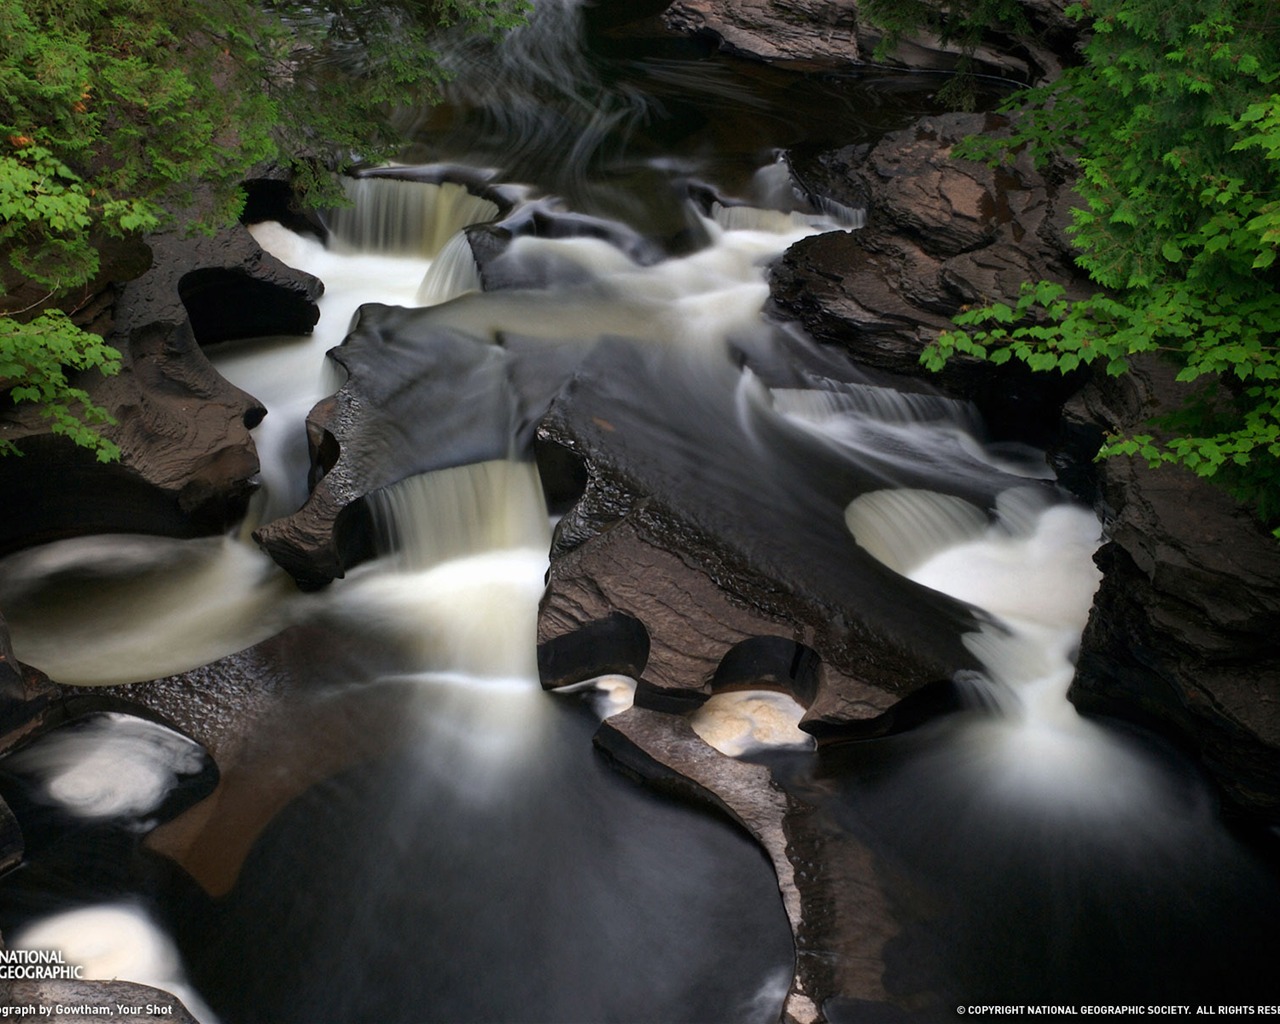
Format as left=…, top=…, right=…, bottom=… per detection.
left=689, top=690, right=814, bottom=757
left=910, top=500, right=1102, bottom=633
left=8, top=714, right=204, bottom=822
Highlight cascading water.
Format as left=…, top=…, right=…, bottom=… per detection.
left=1, top=0, right=1278, bottom=1019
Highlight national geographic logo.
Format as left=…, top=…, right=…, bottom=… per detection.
left=0, top=949, right=85, bottom=980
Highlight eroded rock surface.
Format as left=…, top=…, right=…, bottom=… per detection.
left=0, top=226, right=321, bottom=557
left=537, top=337, right=985, bottom=736
left=252, top=314, right=529, bottom=588
left=598, top=705, right=896, bottom=1023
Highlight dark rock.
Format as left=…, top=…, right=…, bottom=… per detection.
left=538, top=337, right=985, bottom=736
left=93, top=627, right=450, bottom=896
left=0, top=226, right=322, bottom=557
left=0, top=794, right=19, bottom=877
left=466, top=198, right=673, bottom=294
left=662, top=0, right=864, bottom=65
left=769, top=111, right=1087, bottom=442
left=241, top=177, right=330, bottom=241
left=784, top=146, right=872, bottom=220
left=102, top=225, right=321, bottom=351
left=253, top=315, right=527, bottom=588
left=597, top=705, right=899, bottom=1023
left=0, top=612, right=226, bottom=878
left=1066, top=359, right=1280, bottom=823
left=0, top=612, right=59, bottom=759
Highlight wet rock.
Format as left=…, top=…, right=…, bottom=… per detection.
left=0, top=610, right=64, bottom=881
left=466, top=198, right=677, bottom=294
left=84, top=626, right=458, bottom=896
left=0, top=615, right=27, bottom=870
left=770, top=111, right=1086, bottom=442
left=0, top=796, right=19, bottom=877
left=0, top=613, right=225, bottom=877
left=597, top=705, right=898, bottom=1023
left=537, top=337, right=982, bottom=736
left=0, top=612, right=58, bottom=755
left=253, top=315, right=525, bottom=588
left=1065, top=360, right=1280, bottom=823
left=0, top=226, right=321, bottom=557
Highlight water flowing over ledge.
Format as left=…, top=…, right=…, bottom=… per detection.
left=1, top=0, right=1278, bottom=1021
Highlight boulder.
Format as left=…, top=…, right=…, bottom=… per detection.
left=0, top=226, right=322, bottom=557
left=252, top=314, right=526, bottom=588
left=770, top=111, right=1087, bottom=441
left=537, top=337, right=985, bottom=737
left=1065, top=360, right=1280, bottom=823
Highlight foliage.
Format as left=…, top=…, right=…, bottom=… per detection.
left=0, top=311, right=120, bottom=460
left=1, top=0, right=528, bottom=457
left=917, top=0, right=1280, bottom=528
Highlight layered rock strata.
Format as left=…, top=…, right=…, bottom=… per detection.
left=771, top=111, right=1086, bottom=442
left=536, top=337, right=985, bottom=735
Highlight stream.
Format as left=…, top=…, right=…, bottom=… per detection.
left=1, top=1, right=1279, bottom=1020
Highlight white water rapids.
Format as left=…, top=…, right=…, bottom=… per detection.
left=2, top=0, right=1277, bottom=1018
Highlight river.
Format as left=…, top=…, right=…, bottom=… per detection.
left=0, top=1, right=1277, bottom=1021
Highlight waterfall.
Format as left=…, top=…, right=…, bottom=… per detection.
left=3, top=5, right=1276, bottom=1019
left=772, top=382, right=984, bottom=432
left=415, top=229, right=482, bottom=304
left=367, top=460, right=550, bottom=572
left=839, top=484, right=1164, bottom=819
left=709, top=201, right=847, bottom=234
left=846, top=486, right=1102, bottom=720
left=333, top=461, right=552, bottom=686
left=842, top=488, right=990, bottom=577
left=323, top=177, right=499, bottom=257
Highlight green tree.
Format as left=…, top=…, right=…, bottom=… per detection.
left=917, top=0, right=1280, bottom=529
left=1, top=0, right=527, bottom=460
